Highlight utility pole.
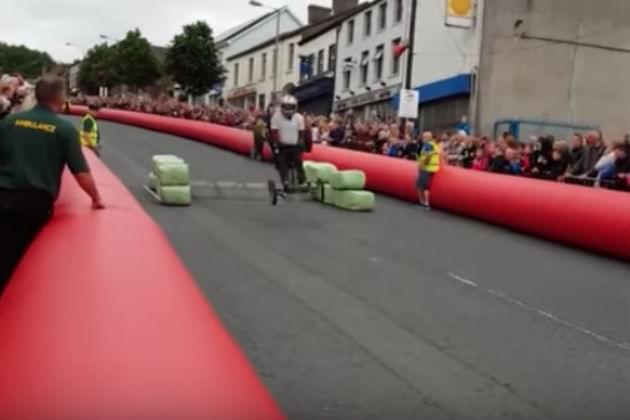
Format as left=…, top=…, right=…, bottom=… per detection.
left=400, top=0, right=419, bottom=135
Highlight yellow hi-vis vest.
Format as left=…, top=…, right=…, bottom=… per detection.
left=419, top=140, right=441, bottom=173
left=80, top=114, right=99, bottom=148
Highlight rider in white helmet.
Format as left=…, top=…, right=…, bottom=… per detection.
left=270, top=94, right=306, bottom=189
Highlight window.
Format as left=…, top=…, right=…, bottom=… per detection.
left=395, top=0, right=403, bottom=23
left=343, top=69, right=351, bottom=91
left=374, top=44, right=384, bottom=80
left=391, top=38, right=401, bottom=76
left=328, top=44, right=336, bottom=71
left=248, top=57, right=254, bottom=83
left=317, top=49, right=325, bottom=75
left=360, top=51, right=369, bottom=86
left=288, top=43, right=295, bottom=72
left=258, top=93, right=266, bottom=110
left=347, top=20, right=355, bottom=44
left=272, top=48, right=278, bottom=76
left=364, top=11, right=372, bottom=37
left=342, top=57, right=352, bottom=90
left=378, top=2, right=387, bottom=30
left=234, top=63, right=239, bottom=87
left=261, top=53, right=267, bottom=80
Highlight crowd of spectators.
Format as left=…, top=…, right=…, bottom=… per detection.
left=0, top=73, right=35, bottom=120
left=71, top=93, right=257, bottom=130
left=73, top=93, right=629, bottom=192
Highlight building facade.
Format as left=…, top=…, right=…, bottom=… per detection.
left=224, top=31, right=302, bottom=110
left=333, top=0, right=480, bottom=130
left=476, top=0, right=630, bottom=139
left=209, top=8, right=303, bottom=105
left=333, top=0, right=410, bottom=119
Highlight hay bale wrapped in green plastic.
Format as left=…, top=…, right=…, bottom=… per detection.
left=304, top=161, right=338, bottom=184
left=147, top=172, right=158, bottom=191
left=331, top=189, right=375, bottom=211
left=152, top=155, right=184, bottom=173
left=155, top=162, right=190, bottom=186
left=329, top=170, right=366, bottom=190
left=158, top=185, right=192, bottom=206
left=312, top=183, right=335, bottom=205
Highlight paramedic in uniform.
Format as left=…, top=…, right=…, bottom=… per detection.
left=270, top=94, right=306, bottom=189
left=0, top=76, right=104, bottom=292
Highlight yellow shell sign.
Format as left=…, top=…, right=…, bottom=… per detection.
left=448, top=0, right=473, bottom=17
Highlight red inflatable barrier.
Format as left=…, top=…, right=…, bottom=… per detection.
left=0, top=152, right=284, bottom=419
left=66, top=106, right=630, bottom=259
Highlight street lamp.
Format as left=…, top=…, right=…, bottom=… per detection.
left=249, top=0, right=282, bottom=104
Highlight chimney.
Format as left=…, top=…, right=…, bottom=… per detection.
left=308, top=5, right=332, bottom=24
left=332, top=0, right=359, bottom=15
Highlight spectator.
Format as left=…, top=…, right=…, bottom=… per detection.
left=594, top=142, right=627, bottom=187
left=501, top=148, right=523, bottom=175
left=548, top=140, right=571, bottom=181
left=571, top=130, right=606, bottom=177
left=456, top=115, right=471, bottom=135
left=329, top=121, right=345, bottom=146
left=569, top=133, right=584, bottom=167
left=531, top=136, right=554, bottom=177
left=489, top=140, right=508, bottom=173
left=471, top=146, right=489, bottom=171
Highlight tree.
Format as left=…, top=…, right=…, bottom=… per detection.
left=0, top=42, right=55, bottom=78
left=78, top=43, right=119, bottom=94
left=113, top=29, right=162, bottom=90
left=165, top=21, right=225, bottom=97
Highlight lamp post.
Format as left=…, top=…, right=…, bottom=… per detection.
left=249, top=0, right=282, bottom=104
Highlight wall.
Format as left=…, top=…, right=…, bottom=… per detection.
left=477, top=0, right=630, bottom=138
left=334, top=0, right=408, bottom=114
left=411, top=0, right=481, bottom=87
left=300, top=28, right=338, bottom=81
left=224, top=33, right=302, bottom=109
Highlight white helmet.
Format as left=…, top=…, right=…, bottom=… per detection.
left=281, top=94, right=298, bottom=118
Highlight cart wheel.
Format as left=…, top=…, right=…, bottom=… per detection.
left=268, top=179, right=278, bottom=206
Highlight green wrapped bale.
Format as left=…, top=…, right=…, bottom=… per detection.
left=329, top=170, right=366, bottom=190
left=155, top=162, right=190, bottom=186
left=158, top=185, right=192, bottom=206
left=312, top=183, right=335, bottom=205
left=147, top=172, right=158, bottom=191
left=331, top=189, right=375, bottom=211
left=304, top=161, right=338, bottom=184
left=152, top=155, right=184, bottom=173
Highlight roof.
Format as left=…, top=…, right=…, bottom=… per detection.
left=227, top=26, right=305, bottom=61
left=299, top=2, right=374, bottom=45
left=216, top=12, right=274, bottom=43
left=226, top=3, right=374, bottom=62
left=216, top=7, right=304, bottom=47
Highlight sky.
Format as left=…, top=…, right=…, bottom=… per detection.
left=1, top=0, right=334, bottom=63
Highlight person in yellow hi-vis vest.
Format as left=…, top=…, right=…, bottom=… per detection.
left=416, top=131, right=442, bottom=210
left=79, top=103, right=101, bottom=156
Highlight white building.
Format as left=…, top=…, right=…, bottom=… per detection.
left=334, top=0, right=481, bottom=130
left=209, top=8, right=303, bottom=104
left=224, top=30, right=303, bottom=110
left=293, top=2, right=371, bottom=115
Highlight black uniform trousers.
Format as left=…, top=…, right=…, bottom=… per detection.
left=0, top=189, right=53, bottom=294
left=277, top=145, right=306, bottom=186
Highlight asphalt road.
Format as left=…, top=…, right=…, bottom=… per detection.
left=84, top=118, right=630, bottom=420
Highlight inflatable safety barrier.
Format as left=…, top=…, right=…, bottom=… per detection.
left=0, top=151, right=284, bottom=419
left=67, top=106, right=630, bottom=259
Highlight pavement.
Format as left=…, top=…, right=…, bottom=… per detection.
left=81, top=118, right=630, bottom=420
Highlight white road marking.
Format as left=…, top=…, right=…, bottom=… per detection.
left=448, top=272, right=630, bottom=353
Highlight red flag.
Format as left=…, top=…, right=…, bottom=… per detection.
left=392, top=41, right=408, bottom=58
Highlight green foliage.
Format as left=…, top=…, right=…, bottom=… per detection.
left=78, top=43, right=119, bottom=94
left=165, top=21, right=225, bottom=96
left=0, top=42, right=55, bottom=78
left=113, top=29, right=162, bottom=90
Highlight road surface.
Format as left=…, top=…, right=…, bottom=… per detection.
left=86, top=118, right=630, bottom=420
